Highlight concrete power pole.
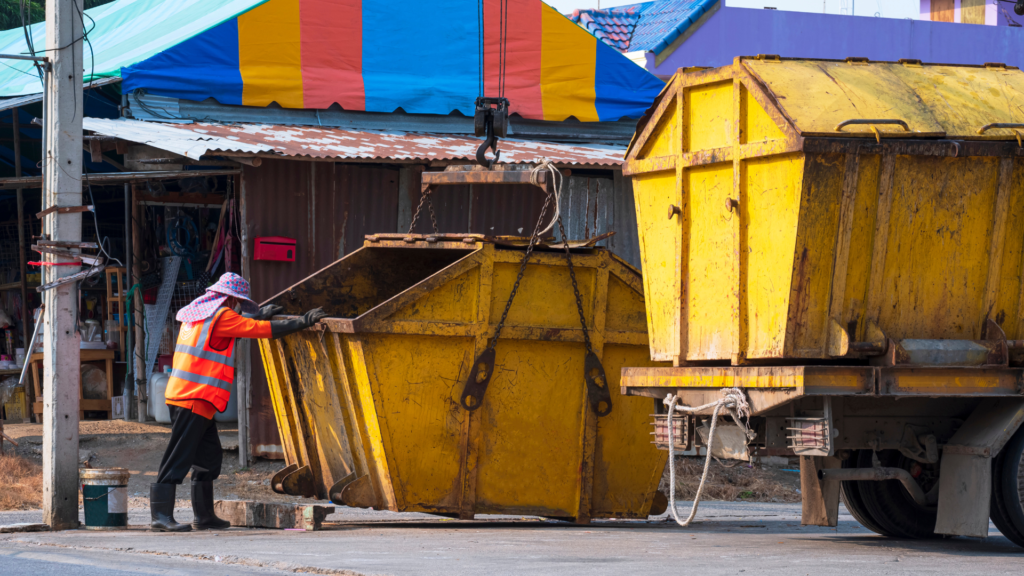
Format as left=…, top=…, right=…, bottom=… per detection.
left=42, top=0, right=84, bottom=530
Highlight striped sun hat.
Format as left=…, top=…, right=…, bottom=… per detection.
left=175, top=273, right=258, bottom=323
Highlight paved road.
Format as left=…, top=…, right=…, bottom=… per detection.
left=2, top=502, right=1021, bottom=575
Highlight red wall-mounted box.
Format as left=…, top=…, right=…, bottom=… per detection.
left=254, top=236, right=296, bottom=262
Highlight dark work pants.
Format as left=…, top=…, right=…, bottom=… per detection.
left=156, top=405, right=222, bottom=484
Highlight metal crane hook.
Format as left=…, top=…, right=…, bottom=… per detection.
left=476, top=118, right=501, bottom=168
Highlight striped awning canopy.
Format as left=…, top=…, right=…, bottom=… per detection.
left=119, top=0, right=664, bottom=122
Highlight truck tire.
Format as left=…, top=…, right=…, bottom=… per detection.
left=839, top=453, right=895, bottom=537
left=990, top=425, right=1024, bottom=548
left=853, top=449, right=939, bottom=539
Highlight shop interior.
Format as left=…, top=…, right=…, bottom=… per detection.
left=0, top=97, right=241, bottom=425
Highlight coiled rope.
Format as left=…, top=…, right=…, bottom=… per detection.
left=664, top=388, right=755, bottom=527
left=529, top=159, right=562, bottom=236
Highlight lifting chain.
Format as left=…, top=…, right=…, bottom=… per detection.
left=407, top=189, right=439, bottom=235
left=460, top=162, right=613, bottom=417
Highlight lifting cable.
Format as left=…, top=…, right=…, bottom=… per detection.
left=474, top=0, right=511, bottom=167
left=459, top=160, right=613, bottom=418
left=663, top=389, right=756, bottom=527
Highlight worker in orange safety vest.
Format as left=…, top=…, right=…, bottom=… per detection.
left=150, top=272, right=325, bottom=532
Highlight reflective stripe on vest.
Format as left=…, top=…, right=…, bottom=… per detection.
left=168, top=367, right=234, bottom=391
left=165, top=308, right=234, bottom=412
left=173, top=343, right=236, bottom=368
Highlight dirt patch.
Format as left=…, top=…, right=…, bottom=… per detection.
left=0, top=452, right=43, bottom=510
left=660, top=456, right=802, bottom=503
left=3, top=419, right=320, bottom=510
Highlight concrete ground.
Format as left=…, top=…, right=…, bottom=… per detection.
left=2, top=502, right=1021, bottom=575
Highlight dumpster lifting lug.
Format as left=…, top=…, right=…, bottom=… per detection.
left=584, top=351, right=613, bottom=417
left=461, top=348, right=496, bottom=411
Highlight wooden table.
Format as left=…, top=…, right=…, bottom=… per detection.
left=30, top=349, right=115, bottom=419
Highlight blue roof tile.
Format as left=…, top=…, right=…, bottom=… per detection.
left=569, top=0, right=718, bottom=54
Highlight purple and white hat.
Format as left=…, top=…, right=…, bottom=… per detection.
left=176, top=272, right=258, bottom=323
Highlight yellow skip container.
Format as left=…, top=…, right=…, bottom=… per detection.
left=625, top=56, right=1024, bottom=365
left=258, top=234, right=667, bottom=522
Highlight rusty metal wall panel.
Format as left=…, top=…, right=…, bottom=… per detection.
left=471, top=183, right=549, bottom=236
left=403, top=171, right=640, bottom=268
left=338, top=164, right=400, bottom=254
left=558, top=176, right=611, bottom=242
left=610, top=172, right=641, bottom=270
left=245, top=159, right=313, bottom=458
left=245, top=160, right=314, bottom=301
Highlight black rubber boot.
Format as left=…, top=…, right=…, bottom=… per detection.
left=150, top=483, right=191, bottom=532
left=191, top=480, right=231, bottom=530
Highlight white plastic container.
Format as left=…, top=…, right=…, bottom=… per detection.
left=148, top=372, right=171, bottom=424
left=147, top=365, right=236, bottom=423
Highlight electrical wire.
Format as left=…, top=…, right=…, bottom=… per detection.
left=0, top=59, right=43, bottom=79
left=83, top=168, right=124, bottom=268
left=20, top=0, right=44, bottom=83
left=130, top=89, right=183, bottom=121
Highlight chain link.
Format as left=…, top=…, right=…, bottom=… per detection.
left=554, top=213, right=593, bottom=354
left=426, top=195, right=439, bottom=234
left=485, top=191, right=554, bottom=350
left=408, top=190, right=440, bottom=234
left=484, top=178, right=593, bottom=355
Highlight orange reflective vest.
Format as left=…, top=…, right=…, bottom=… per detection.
left=165, top=307, right=235, bottom=412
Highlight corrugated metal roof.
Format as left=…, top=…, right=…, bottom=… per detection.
left=83, top=118, right=626, bottom=166
left=83, top=117, right=272, bottom=159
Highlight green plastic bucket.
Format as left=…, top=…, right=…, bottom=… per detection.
left=80, top=468, right=129, bottom=530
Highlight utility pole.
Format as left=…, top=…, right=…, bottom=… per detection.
left=42, top=0, right=84, bottom=530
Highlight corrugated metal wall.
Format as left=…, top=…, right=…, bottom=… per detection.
left=242, top=159, right=637, bottom=458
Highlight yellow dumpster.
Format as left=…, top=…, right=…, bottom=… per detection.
left=257, top=234, right=667, bottom=522
left=624, top=56, right=1024, bottom=365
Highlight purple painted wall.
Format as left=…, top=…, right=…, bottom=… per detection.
left=650, top=7, right=1024, bottom=75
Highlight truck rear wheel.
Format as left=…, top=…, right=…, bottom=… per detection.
left=839, top=454, right=896, bottom=537
left=847, top=450, right=938, bottom=539
left=990, top=425, right=1024, bottom=548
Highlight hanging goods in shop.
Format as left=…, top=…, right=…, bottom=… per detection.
left=166, top=212, right=199, bottom=280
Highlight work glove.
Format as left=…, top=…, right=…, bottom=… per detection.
left=302, top=307, right=328, bottom=326
left=244, top=304, right=283, bottom=321
left=270, top=307, right=328, bottom=339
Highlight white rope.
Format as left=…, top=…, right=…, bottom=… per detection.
left=664, top=388, right=754, bottom=527
left=529, top=159, right=562, bottom=236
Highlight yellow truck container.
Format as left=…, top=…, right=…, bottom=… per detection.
left=258, top=234, right=667, bottom=523
left=621, top=57, right=1024, bottom=547
left=625, top=56, right=1024, bottom=364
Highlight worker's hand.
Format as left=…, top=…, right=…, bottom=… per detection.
left=302, top=307, right=328, bottom=326
left=246, top=304, right=284, bottom=321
